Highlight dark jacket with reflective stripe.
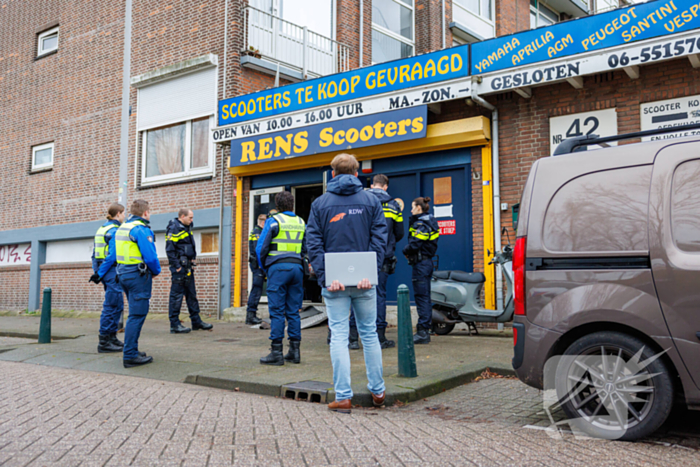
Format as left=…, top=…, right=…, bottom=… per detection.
left=368, top=188, right=404, bottom=260
left=256, top=211, right=307, bottom=271
left=166, top=218, right=196, bottom=270
left=403, top=213, right=439, bottom=259
left=306, top=174, right=387, bottom=287
left=248, top=225, right=263, bottom=270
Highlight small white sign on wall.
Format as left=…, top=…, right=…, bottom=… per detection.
left=549, top=109, right=618, bottom=156
left=640, top=94, right=700, bottom=141
left=0, top=243, right=31, bottom=266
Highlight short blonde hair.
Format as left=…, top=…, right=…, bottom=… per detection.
left=331, top=153, right=359, bottom=175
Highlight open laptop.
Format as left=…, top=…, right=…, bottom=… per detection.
left=324, top=252, right=378, bottom=288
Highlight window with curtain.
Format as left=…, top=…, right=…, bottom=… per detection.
left=372, top=0, right=414, bottom=64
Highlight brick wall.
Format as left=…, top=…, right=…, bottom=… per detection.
left=415, top=0, right=451, bottom=54
left=496, top=0, right=531, bottom=37
left=0, top=267, right=31, bottom=311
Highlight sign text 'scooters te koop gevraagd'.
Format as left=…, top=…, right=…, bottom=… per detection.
left=218, top=47, right=468, bottom=126
left=229, top=106, right=428, bottom=168
left=472, top=0, right=700, bottom=74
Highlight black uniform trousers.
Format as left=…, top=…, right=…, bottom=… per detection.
left=168, top=269, right=202, bottom=327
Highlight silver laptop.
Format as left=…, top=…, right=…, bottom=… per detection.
left=324, top=252, right=378, bottom=288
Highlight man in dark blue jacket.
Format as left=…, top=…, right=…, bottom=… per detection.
left=306, top=153, right=388, bottom=411
left=246, top=213, right=267, bottom=325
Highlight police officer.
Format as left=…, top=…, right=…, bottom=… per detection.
left=116, top=199, right=160, bottom=368
left=256, top=192, right=306, bottom=365
left=245, top=213, right=266, bottom=325
left=166, top=209, right=213, bottom=333
left=89, top=203, right=127, bottom=353
left=403, top=196, right=440, bottom=345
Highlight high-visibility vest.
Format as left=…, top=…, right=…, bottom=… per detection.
left=410, top=223, right=440, bottom=241
left=94, top=224, right=117, bottom=260
left=269, top=214, right=305, bottom=256
left=115, top=220, right=147, bottom=265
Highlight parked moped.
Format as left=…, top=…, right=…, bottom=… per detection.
left=430, top=233, right=514, bottom=335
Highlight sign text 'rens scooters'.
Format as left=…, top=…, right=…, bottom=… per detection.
left=471, top=0, right=700, bottom=74
left=218, top=47, right=468, bottom=126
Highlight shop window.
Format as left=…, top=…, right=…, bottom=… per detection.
left=32, top=142, right=54, bottom=170
left=142, top=117, right=212, bottom=183
left=200, top=232, right=219, bottom=254
left=37, top=27, right=59, bottom=57
left=372, top=0, right=414, bottom=63
left=530, top=0, right=558, bottom=29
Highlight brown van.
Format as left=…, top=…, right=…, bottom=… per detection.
left=513, top=128, right=700, bottom=440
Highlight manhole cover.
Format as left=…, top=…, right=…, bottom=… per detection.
left=214, top=338, right=239, bottom=343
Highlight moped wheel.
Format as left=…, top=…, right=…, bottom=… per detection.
left=432, top=322, right=455, bottom=335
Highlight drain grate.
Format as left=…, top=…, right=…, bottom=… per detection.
left=214, top=338, right=239, bottom=343
left=280, top=381, right=333, bottom=403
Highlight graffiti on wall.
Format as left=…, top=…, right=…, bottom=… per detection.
left=0, top=244, right=31, bottom=266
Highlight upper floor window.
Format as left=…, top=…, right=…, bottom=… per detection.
left=372, top=0, right=414, bottom=64
left=454, top=0, right=492, bottom=21
left=595, top=0, right=619, bottom=13
left=32, top=142, right=54, bottom=170
left=37, top=27, right=59, bottom=57
left=530, top=0, right=559, bottom=29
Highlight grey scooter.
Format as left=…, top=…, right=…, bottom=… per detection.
left=430, top=242, right=514, bottom=335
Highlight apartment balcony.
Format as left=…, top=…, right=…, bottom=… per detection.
left=242, top=5, right=351, bottom=82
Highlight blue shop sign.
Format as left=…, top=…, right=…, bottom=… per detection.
left=472, top=0, right=700, bottom=74
left=230, top=106, right=428, bottom=168
left=218, top=47, right=467, bottom=126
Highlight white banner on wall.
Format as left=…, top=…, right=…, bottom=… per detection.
left=549, top=109, right=618, bottom=155
left=0, top=243, right=31, bottom=266
left=640, top=94, right=700, bottom=141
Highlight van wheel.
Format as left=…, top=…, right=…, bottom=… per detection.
left=554, top=331, right=673, bottom=441
left=432, top=322, right=455, bottom=335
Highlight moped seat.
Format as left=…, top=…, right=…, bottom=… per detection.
left=432, top=270, right=486, bottom=284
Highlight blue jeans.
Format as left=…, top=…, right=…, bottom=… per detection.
left=323, top=287, right=385, bottom=401
left=119, top=271, right=152, bottom=360
left=348, top=270, right=388, bottom=330
left=99, top=267, right=126, bottom=335
left=267, top=262, right=303, bottom=342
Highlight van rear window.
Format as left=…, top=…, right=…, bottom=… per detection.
left=671, top=159, right=700, bottom=253
left=543, top=166, right=651, bottom=253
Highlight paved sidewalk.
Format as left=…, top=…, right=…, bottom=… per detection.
left=1, top=361, right=698, bottom=466
left=0, top=316, right=513, bottom=406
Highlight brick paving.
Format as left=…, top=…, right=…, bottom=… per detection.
left=1, top=362, right=699, bottom=466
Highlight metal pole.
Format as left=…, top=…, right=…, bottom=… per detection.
left=217, top=0, right=230, bottom=320
left=441, top=0, right=446, bottom=49
left=397, top=285, right=417, bottom=378
left=302, top=26, right=308, bottom=79
left=38, top=288, right=52, bottom=344
left=359, top=0, right=364, bottom=67
left=117, top=0, right=133, bottom=207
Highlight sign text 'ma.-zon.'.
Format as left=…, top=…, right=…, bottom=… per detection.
left=230, top=106, right=428, bottom=168
left=218, top=47, right=468, bottom=126
left=472, top=0, right=700, bottom=75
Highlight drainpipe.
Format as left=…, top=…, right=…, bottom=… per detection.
left=441, top=0, right=446, bottom=49
left=117, top=0, right=133, bottom=207
left=216, top=0, right=230, bottom=319
left=359, top=0, right=364, bottom=67
left=470, top=88, right=504, bottom=312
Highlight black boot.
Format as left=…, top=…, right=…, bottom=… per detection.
left=284, top=340, right=301, bottom=364
left=377, top=327, right=395, bottom=349
left=246, top=311, right=262, bottom=325
left=192, top=319, right=213, bottom=331
left=171, top=322, right=192, bottom=333
left=98, top=334, right=123, bottom=353
left=260, top=343, right=284, bottom=366
left=348, top=326, right=360, bottom=350
left=413, top=325, right=431, bottom=345
left=109, top=333, right=124, bottom=349
left=123, top=355, right=154, bottom=368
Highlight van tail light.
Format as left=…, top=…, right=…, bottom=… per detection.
left=514, top=236, right=527, bottom=316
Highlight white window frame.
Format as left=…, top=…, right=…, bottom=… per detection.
left=371, top=0, right=415, bottom=64
left=37, top=27, right=59, bottom=56
left=31, top=142, right=54, bottom=170
left=454, top=0, right=494, bottom=23
left=140, top=114, right=215, bottom=186
left=530, top=0, right=559, bottom=29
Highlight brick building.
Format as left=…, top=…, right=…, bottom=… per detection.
left=2, top=0, right=697, bottom=316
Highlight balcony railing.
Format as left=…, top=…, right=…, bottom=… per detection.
left=243, top=5, right=351, bottom=79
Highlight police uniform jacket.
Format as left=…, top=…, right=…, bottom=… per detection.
left=248, top=225, right=263, bottom=270
left=166, top=218, right=197, bottom=272
left=368, top=188, right=404, bottom=260
left=92, top=219, right=120, bottom=275
left=403, top=213, right=440, bottom=259
left=115, top=216, right=161, bottom=276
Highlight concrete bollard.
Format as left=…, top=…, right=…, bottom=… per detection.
left=397, top=284, right=417, bottom=378
left=38, top=288, right=52, bottom=344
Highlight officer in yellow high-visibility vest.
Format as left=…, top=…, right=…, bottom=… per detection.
left=115, top=199, right=161, bottom=368
left=255, top=192, right=306, bottom=366
left=89, top=203, right=126, bottom=354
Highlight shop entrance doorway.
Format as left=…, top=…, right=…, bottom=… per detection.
left=247, top=186, right=284, bottom=303
left=293, top=184, right=324, bottom=303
